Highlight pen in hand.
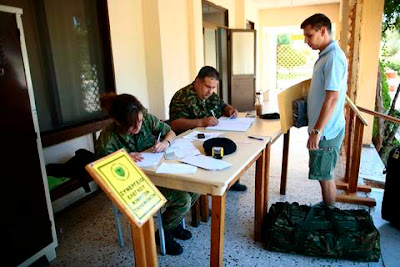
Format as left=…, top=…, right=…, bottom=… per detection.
left=153, top=132, right=162, bottom=153
left=210, top=110, right=216, bottom=118
left=156, top=132, right=161, bottom=143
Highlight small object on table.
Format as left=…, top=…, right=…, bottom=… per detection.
left=260, top=112, right=280, bottom=120
left=212, top=147, right=224, bottom=159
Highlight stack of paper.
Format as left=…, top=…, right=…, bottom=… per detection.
left=179, top=154, right=232, bottom=171
left=165, top=138, right=201, bottom=160
left=156, top=163, right=197, bottom=174
left=206, top=117, right=255, bottom=132
left=136, top=152, right=164, bottom=167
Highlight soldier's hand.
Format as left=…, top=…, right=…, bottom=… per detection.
left=152, top=141, right=169, bottom=153
left=202, top=116, right=219, bottom=127
left=228, top=108, right=238, bottom=118
left=129, top=152, right=144, bottom=162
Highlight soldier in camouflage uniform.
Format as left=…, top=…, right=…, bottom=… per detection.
left=96, top=93, right=199, bottom=256
left=169, top=66, right=247, bottom=191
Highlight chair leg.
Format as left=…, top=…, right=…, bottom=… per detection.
left=156, top=211, right=186, bottom=256
left=157, top=210, right=166, bottom=255
left=181, top=217, right=186, bottom=229
left=111, top=204, right=124, bottom=248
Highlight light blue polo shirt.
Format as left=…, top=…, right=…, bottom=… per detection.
left=307, top=41, right=347, bottom=140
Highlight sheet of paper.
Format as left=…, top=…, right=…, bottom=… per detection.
left=182, top=130, right=223, bottom=141
left=165, top=138, right=201, bottom=160
left=206, top=117, right=255, bottom=132
left=156, top=163, right=197, bottom=174
left=136, top=152, right=164, bottom=167
left=179, top=154, right=232, bottom=171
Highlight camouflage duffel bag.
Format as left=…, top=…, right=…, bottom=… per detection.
left=264, top=202, right=380, bottom=262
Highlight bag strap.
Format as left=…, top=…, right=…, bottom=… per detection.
left=300, top=206, right=319, bottom=231
left=296, top=206, right=342, bottom=253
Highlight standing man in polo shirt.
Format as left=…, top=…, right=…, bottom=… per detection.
left=169, top=66, right=247, bottom=191
left=301, top=14, right=347, bottom=206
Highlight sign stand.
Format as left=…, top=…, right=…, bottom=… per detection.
left=86, top=149, right=167, bottom=266
left=131, top=217, right=157, bottom=266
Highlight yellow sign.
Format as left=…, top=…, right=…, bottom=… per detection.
left=86, top=149, right=166, bottom=227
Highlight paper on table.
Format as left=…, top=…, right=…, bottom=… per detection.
left=136, top=152, right=164, bottom=167
left=206, top=117, right=255, bottom=132
left=179, top=154, right=232, bottom=171
left=165, top=138, right=200, bottom=159
left=182, top=130, right=222, bottom=141
left=156, top=163, right=197, bottom=174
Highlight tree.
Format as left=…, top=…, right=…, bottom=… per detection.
left=374, top=0, right=400, bottom=164
left=382, top=0, right=400, bottom=35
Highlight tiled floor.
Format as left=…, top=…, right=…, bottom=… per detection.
left=47, top=127, right=399, bottom=267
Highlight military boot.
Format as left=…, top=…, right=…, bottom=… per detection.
left=171, top=224, right=192, bottom=240
left=164, top=230, right=183, bottom=256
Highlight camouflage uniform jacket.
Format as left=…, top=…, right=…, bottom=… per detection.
left=169, top=82, right=226, bottom=121
left=95, top=113, right=171, bottom=158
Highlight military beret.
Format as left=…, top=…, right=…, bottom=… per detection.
left=203, top=137, right=237, bottom=156
left=260, top=112, right=280, bottom=120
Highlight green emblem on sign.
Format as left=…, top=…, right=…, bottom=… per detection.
left=115, top=166, right=125, bottom=176
left=112, top=163, right=129, bottom=180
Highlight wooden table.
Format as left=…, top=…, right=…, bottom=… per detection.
left=142, top=129, right=268, bottom=266
left=247, top=117, right=289, bottom=195
left=142, top=116, right=286, bottom=266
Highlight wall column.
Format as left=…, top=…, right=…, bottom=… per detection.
left=357, top=0, right=384, bottom=144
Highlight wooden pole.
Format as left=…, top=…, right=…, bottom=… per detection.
left=131, top=217, right=158, bottom=267
left=200, top=195, right=209, bottom=222
left=345, top=108, right=354, bottom=183
left=348, top=118, right=364, bottom=193
left=255, top=148, right=265, bottom=242
left=280, top=131, right=290, bottom=195
left=210, top=194, right=226, bottom=267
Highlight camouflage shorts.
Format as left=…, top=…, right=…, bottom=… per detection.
left=309, top=128, right=344, bottom=180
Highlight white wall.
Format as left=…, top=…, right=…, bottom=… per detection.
left=108, top=0, right=149, bottom=107
left=142, top=0, right=165, bottom=119
left=158, top=0, right=192, bottom=118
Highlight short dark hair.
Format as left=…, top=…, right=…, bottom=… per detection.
left=100, top=93, right=145, bottom=132
left=196, top=66, right=219, bottom=81
left=300, top=13, right=332, bottom=34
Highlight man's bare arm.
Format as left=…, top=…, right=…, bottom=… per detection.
left=307, top=90, right=339, bottom=150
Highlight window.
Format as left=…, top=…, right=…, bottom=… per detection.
left=202, top=0, right=228, bottom=28
left=2, top=0, right=115, bottom=145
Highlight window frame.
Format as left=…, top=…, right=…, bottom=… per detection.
left=38, top=0, right=115, bottom=147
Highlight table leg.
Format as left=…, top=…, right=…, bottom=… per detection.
left=280, top=130, right=290, bottom=195
left=131, top=217, right=158, bottom=267
left=200, top=195, right=209, bottom=222
left=210, top=194, right=226, bottom=267
left=254, top=149, right=265, bottom=242
left=191, top=198, right=201, bottom=227
left=263, top=142, right=271, bottom=219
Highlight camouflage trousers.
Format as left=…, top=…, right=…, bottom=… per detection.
left=158, top=187, right=200, bottom=231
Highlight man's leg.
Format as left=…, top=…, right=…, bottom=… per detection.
left=157, top=188, right=193, bottom=255
left=319, top=179, right=336, bottom=206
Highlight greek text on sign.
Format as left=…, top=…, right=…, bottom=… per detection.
left=86, top=149, right=166, bottom=227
